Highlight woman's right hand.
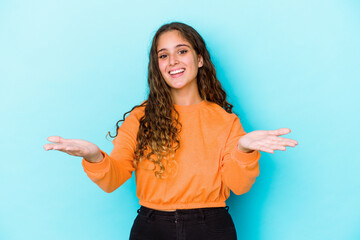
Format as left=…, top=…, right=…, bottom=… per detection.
left=43, top=136, right=104, bottom=163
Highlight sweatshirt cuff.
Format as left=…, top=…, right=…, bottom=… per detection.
left=231, top=147, right=260, bottom=165
left=82, top=149, right=110, bottom=173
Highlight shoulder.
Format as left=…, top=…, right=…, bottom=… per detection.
left=116, top=101, right=147, bottom=135
left=203, top=100, right=238, bottom=123
left=128, top=101, right=146, bottom=119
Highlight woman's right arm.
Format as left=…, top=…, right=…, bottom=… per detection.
left=44, top=109, right=141, bottom=193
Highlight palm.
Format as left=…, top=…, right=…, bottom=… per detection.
left=43, top=136, right=102, bottom=162
left=238, top=128, right=298, bottom=154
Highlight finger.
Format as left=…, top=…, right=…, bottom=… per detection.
left=268, top=136, right=298, bottom=144
left=277, top=138, right=298, bottom=147
left=253, top=143, right=275, bottom=153
left=45, top=143, right=73, bottom=151
left=267, top=128, right=291, bottom=136
left=49, top=145, right=84, bottom=157
left=270, top=144, right=287, bottom=151
left=258, top=145, right=275, bottom=154
left=43, top=143, right=61, bottom=151
left=52, top=144, right=70, bottom=151
left=275, top=137, right=298, bottom=146
left=283, top=141, right=297, bottom=147
left=266, top=137, right=298, bottom=147
left=261, top=142, right=287, bottom=152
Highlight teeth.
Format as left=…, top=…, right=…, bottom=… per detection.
left=170, top=69, right=185, bottom=75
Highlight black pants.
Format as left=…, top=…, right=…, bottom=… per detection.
left=129, top=206, right=237, bottom=240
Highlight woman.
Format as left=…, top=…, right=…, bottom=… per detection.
left=44, top=22, right=298, bottom=240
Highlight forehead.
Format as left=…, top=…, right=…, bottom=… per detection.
left=157, top=30, right=191, bottom=50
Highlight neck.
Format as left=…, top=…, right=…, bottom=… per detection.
left=171, top=81, right=202, bottom=106
left=171, top=91, right=202, bottom=106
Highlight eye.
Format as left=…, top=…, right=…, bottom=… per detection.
left=158, top=54, right=167, bottom=59
left=179, top=49, right=188, bottom=54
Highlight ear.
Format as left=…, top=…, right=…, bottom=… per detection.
left=198, top=55, right=204, bottom=68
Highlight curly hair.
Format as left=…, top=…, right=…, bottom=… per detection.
left=108, top=22, right=234, bottom=178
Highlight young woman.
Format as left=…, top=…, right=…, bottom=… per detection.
left=44, top=22, right=298, bottom=240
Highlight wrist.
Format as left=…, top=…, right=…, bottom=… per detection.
left=237, top=144, right=254, bottom=153
left=85, top=151, right=104, bottom=163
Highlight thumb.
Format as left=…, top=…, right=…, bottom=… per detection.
left=267, top=128, right=291, bottom=136
left=46, top=136, right=71, bottom=143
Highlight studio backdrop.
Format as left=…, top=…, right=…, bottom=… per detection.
left=0, top=0, right=359, bottom=239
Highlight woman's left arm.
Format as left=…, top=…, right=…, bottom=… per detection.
left=220, top=117, right=298, bottom=195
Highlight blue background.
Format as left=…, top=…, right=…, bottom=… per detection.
left=1, top=0, right=359, bottom=239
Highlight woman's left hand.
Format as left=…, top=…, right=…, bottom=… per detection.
left=238, top=128, right=298, bottom=154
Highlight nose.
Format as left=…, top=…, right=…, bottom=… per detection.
left=168, top=53, right=179, bottom=66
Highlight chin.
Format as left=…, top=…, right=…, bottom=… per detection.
left=170, top=84, right=186, bottom=89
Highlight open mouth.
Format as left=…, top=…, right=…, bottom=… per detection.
left=169, top=68, right=185, bottom=78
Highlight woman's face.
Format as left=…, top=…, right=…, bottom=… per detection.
left=157, top=30, right=203, bottom=93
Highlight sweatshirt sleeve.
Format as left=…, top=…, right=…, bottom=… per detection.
left=81, top=109, right=141, bottom=193
left=220, top=116, right=261, bottom=195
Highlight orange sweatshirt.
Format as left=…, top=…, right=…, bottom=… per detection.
left=82, top=100, right=261, bottom=210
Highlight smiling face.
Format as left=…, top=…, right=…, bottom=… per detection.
left=157, top=30, right=203, bottom=96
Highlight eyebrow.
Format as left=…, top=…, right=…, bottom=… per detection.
left=157, top=44, right=191, bottom=54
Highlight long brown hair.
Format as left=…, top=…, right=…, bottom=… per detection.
left=108, top=22, right=233, bottom=178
